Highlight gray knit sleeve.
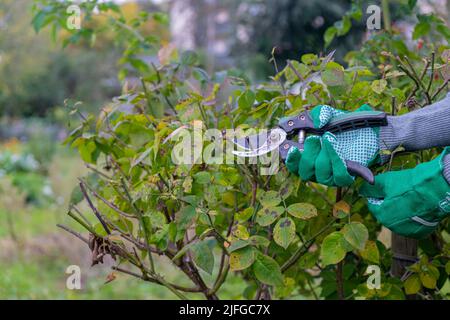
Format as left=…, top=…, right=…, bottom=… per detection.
left=379, top=92, right=450, bottom=163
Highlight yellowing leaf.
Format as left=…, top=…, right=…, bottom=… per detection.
left=256, top=206, right=284, bottom=226
left=104, top=272, right=117, bottom=284
left=230, top=246, right=256, bottom=271
left=236, top=207, right=254, bottom=222
left=258, top=190, right=281, bottom=207
left=333, top=200, right=350, bottom=218
left=273, top=217, right=296, bottom=249
left=404, top=274, right=421, bottom=295
left=287, top=203, right=318, bottom=220
left=419, top=264, right=439, bottom=289
left=232, top=224, right=250, bottom=240
left=360, top=240, right=380, bottom=264
left=371, top=79, right=387, bottom=94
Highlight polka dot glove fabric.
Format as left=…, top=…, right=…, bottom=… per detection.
left=285, top=104, right=380, bottom=187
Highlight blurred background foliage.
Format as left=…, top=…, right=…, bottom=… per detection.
left=0, top=0, right=449, bottom=299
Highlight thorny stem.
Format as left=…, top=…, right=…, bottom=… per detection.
left=141, top=78, right=156, bottom=118
left=270, top=47, right=287, bottom=96
left=57, top=224, right=89, bottom=245
left=336, top=261, right=345, bottom=300
left=120, top=178, right=155, bottom=272
left=70, top=204, right=92, bottom=227
left=281, top=218, right=336, bottom=272
left=431, top=79, right=449, bottom=101
left=112, top=266, right=201, bottom=293
left=426, top=52, right=435, bottom=94
left=79, top=180, right=111, bottom=235
left=335, top=187, right=344, bottom=300
left=68, top=210, right=95, bottom=235
left=84, top=163, right=113, bottom=180
left=81, top=179, right=136, bottom=219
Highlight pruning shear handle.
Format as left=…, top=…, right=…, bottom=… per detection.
left=278, top=111, right=387, bottom=184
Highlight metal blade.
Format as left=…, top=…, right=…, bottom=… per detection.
left=232, top=128, right=287, bottom=157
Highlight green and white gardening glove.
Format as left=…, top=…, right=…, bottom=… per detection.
left=285, top=104, right=380, bottom=187
left=360, top=148, right=450, bottom=239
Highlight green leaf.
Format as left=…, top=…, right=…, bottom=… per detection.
left=284, top=61, right=308, bottom=82
left=181, top=50, right=198, bottom=65
left=194, top=171, right=211, bottom=184
left=129, top=58, right=151, bottom=74
left=228, top=239, right=249, bottom=253
left=287, top=203, right=317, bottom=220
left=320, top=232, right=347, bottom=266
left=32, top=11, right=52, bottom=33
left=273, top=217, right=296, bottom=249
left=408, top=0, right=417, bottom=10
left=298, top=251, right=320, bottom=269
left=419, top=264, right=439, bottom=289
left=230, top=246, right=256, bottom=271
left=238, top=90, right=255, bottom=110
left=412, top=20, right=431, bottom=40
left=341, top=222, right=368, bottom=251
left=301, top=53, right=317, bottom=65
left=141, top=216, right=152, bottom=242
left=236, top=207, right=254, bottom=222
left=275, top=277, right=296, bottom=298
left=168, top=222, right=177, bottom=242
left=335, top=16, right=351, bottom=36
left=93, top=222, right=108, bottom=237
left=78, top=139, right=98, bottom=164
left=253, top=254, right=284, bottom=286
left=324, top=27, right=337, bottom=48
left=322, top=65, right=344, bottom=86
left=371, top=79, right=387, bottom=94
left=70, top=185, right=84, bottom=205
left=445, top=261, right=450, bottom=275
left=404, top=274, right=421, bottom=295
left=148, top=211, right=167, bottom=229
left=175, top=205, right=197, bottom=231
left=171, top=242, right=194, bottom=261
left=249, top=235, right=270, bottom=248
left=191, top=240, right=214, bottom=274
left=256, top=206, right=284, bottom=226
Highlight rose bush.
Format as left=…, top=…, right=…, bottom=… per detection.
left=32, top=0, right=450, bottom=299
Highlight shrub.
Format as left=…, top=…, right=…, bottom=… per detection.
left=33, top=0, right=450, bottom=299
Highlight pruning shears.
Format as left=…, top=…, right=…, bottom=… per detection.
left=231, top=110, right=388, bottom=184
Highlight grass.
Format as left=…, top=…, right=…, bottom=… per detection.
left=0, top=145, right=247, bottom=299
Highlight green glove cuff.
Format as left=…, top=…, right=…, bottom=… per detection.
left=360, top=148, right=450, bottom=238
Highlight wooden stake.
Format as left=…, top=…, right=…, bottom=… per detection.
left=391, top=233, right=418, bottom=299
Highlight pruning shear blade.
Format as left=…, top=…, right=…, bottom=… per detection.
left=232, top=128, right=286, bottom=157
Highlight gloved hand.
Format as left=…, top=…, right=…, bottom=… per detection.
left=285, top=104, right=380, bottom=186
left=360, top=148, right=450, bottom=239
